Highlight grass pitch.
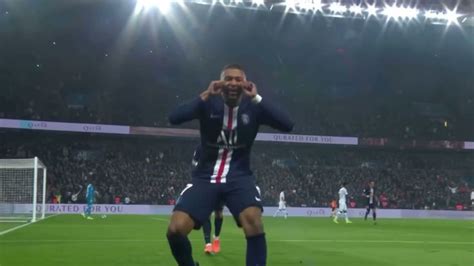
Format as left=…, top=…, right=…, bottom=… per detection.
left=0, top=215, right=472, bottom=266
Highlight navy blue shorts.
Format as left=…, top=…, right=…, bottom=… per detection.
left=174, top=179, right=263, bottom=229
left=367, top=203, right=376, bottom=209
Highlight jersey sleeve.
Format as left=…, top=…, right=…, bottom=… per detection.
left=168, top=97, right=204, bottom=125
left=256, top=98, right=294, bottom=132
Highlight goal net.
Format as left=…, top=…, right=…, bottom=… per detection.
left=0, top=157, right=47, bottom=223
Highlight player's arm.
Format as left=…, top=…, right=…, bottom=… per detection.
left=363, top=189, right=369, bottom=198
left=168, top=81, right=224, bottom=125
left=243, top=81, right=294, bottom=132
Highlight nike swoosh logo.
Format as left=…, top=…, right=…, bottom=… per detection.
left=255, top=196, right=261, bottom=202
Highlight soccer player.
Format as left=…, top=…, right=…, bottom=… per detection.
left=202, top=205, right=224, bottom=254
left=273, top=190, right=288, bottom=219
left=333, top=182, right=352, bottom=224
left=83, top=182, right=95, bottom=220
left=363, top=180, right=377, bottom=224
left=166, top=64, right=294, bottom=266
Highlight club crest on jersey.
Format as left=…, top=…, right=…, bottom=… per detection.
left=241, top=114, right=250, bottom=125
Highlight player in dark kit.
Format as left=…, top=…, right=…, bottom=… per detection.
left=363, top=181, right=377, bottom=224
left=202, top=205, right=224, bottom=254
left=166, top=64, right=294, bottom=266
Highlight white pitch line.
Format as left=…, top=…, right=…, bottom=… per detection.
left=0, top=214, right=60, bottom=236
left=0, top=239, right=472, bottom=245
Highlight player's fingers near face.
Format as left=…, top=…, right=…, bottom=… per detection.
left=209, top=80, right=223, bottom=94
left=244, top=81, right=257, bottom=97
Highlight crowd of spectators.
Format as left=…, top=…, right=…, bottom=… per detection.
left=0, top=1, right=473, bottom=140
left=0, top=2, right=472, bottom=210
left=1, top=132, right=472, bottom=210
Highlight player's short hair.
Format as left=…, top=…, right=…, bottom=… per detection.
left=342, top=182, right=347, bottom=186
left=220, top=64, right=246, bottom=79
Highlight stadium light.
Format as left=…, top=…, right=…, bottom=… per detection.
left=423, top=9, right=461, bottom=24
left=349, top=5, right=362, bottom=15
left=284, top=0, right=323, bottom=11
left=328, top=2, right=347, bottom=14
left=135, top=0, right=180, bottom=14
left=444, top=9, right=462, bottom=24
left=424, top=10, right=443, bottom=19
left=285, top=0, right=297, bottom=11
left=382, top=5, right=418, bottom=19
left=251, top=0, right=265, bottom=6
left=366, top=4, right=378, bottom=16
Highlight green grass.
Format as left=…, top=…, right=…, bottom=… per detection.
left=0, top=215, right=472, bottom=266
left=0, top=222, right=26, bottom=232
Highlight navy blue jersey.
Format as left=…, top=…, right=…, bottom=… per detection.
left=170, top=95, right=293, bottom=183
left=363, top=187, right=376, bottom=205
left=192, top=145, right=201, bottom=167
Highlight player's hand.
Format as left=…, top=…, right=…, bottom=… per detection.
left=242, top=81, right=258, bottom=98
left=201, top=80, right=225, bottom=101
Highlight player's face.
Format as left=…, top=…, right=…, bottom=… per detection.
left=370, top=181, right=375, bottom=188
left=221, top=68, right=245, bottom=106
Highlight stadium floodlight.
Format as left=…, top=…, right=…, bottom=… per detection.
left=285, top=0, right=297, bottom=11
left=382, top=5, right=419, bottom=19
left=443, top=9, right=462, bottom=24
left=231, top=0, right=244, bottom=4
left=366, top=4, right=378, bottom=16
left=300, top=0, right=324, bottom=11
left=424, top=9, right=461, bottom=24
left=328, top=2, right=347, bottom=13
left=285, top=0, right=321, bottom=10
left=0, top=157, right=47, bottom=223
left=349, top=5, right=362, bottom=15
left=135, top=0, right=176, bottom=14
left=251, top=0, right=265, bottom=6
left=424, top=10, right=443, bottom=19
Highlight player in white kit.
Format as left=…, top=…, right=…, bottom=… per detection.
left=333, top=182, right=352, bottom=224
left=273, top=190, right=288, bottom=219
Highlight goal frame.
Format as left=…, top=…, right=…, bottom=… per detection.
left=0, top=157, right=47, bottom=222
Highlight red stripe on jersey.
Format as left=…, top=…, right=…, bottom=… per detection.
left=215, top=149, right=229, bottom=184
left=216, top=107, right=234, bottom=183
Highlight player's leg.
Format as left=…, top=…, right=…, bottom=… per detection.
left=273, top=208, right=280, bottom=217
left=343, top=210, right=352, bottom=223
left=214, top=208, right=224, bottom=238
left=283, top=205, right=288, bottom=219
left=202, top=218, right=213, bottom=254
left=225, top=181, right=266, bottom=266
left=364, top=205, right=370, bottom=220
left=372, top=206, right=377, bottom=223
left=212, top=206, right=224, bottom=253
left=333, top=204, right=342, bottom=223
left=86, top=201, right=93, bottom=219
left=240, top=206, right=266, bottom=266
left=341, top=203, right=351, bottom=223
left=167, top=211, right=196, bottom=266
left=167, top=183, right=217, bottom=266
left=83, top=204, right=89, bottom=218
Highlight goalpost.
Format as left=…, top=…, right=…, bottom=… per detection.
left=0, top=157, right=47, bottom=223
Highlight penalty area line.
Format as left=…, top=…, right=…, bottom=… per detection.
left=0, top=214, right=60, bottom=236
